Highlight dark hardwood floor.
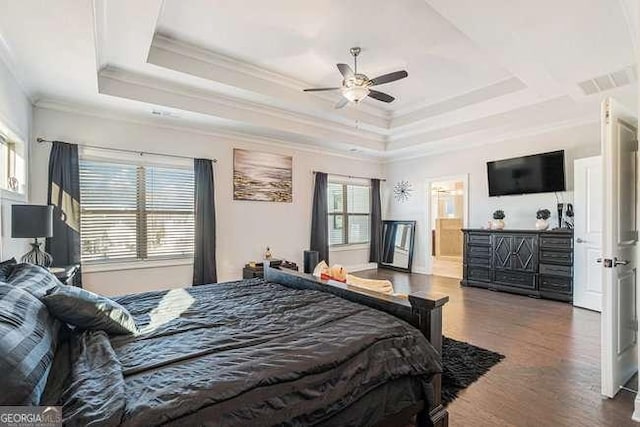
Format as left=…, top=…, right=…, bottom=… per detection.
left=357, top=269, right=638, bottom=427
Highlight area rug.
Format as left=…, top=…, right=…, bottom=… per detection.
left=441, top=337, right=505, bottom=406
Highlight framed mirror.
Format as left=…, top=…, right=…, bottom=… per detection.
left=379, top=220, right=416, bottom=273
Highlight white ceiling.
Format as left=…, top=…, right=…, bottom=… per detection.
left=0, top=0, right=637, bottom=159
left=155, top=0, right=512, bottom=110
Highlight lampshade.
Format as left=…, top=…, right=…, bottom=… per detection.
left=342, top=85, right=370, bottom=103
left=11, top=205, right=54, bottom=238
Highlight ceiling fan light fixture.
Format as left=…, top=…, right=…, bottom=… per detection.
left=304, top=47, right=407, bottom=105
left=342, top=85, right=370, bottom=103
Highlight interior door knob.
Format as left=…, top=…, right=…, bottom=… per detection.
left=576, top=238, right=586, bottom=243
left=614, top=258, right=630, bottom=266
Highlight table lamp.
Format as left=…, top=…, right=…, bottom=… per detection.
left=11, top=204, right=54, bottom=267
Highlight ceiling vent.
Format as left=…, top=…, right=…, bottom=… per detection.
left=578, top=65, right=637, bottom=95
left=151, top=109, right=181, bottom=118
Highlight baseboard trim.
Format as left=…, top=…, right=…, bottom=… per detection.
left=632, top=396, right=640, bottom=422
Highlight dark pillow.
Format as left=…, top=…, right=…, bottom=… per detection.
left=0, top=282, right=60, bottom=405
left=7, top=263, right=59, bottom=299
left=42, top=286, right=139, bottom=335
left=0, top=257, right=16, bottom=281
left=0, top=257, right=16, bottom=265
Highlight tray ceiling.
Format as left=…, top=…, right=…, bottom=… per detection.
left=0, top=0, right=636, bottom=159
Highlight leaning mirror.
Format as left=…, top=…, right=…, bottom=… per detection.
left=379, top=220, right=416, bottom=273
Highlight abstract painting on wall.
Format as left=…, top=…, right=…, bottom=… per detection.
left=233, top=149, right=293, bottom=202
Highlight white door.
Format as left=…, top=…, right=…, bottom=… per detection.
left=601, top=97, right=638, bottom=399
left=573, top=156, right=603, bottom=312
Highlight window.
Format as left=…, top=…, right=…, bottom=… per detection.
left=0, top=131, right=25, bottom=194
left=328, top=182, right=370, bottom=246
left=79, top=160, right=195, bottom=263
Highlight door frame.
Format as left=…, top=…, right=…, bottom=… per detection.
left=425, top=174, right=469, bottom=275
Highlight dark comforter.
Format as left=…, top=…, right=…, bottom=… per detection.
left=57, top=279, right=441, bottom=426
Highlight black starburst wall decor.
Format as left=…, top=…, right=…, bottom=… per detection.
left=393, top=180, right=413, bottom=202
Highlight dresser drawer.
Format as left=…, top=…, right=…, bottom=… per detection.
left=467, top=233, right=491, bottom=246
left=468, top=256, right=491, bottom=268
left=539, top=249, right=573, bottom=265
left=539, top=275, right=572, bottom=294
left=540, top=235, right=572, bottom=250
left=539, top=263, right=572, bottom=277
left=467, top=266, right=491, bottom=282
left=494, top=270, right=536, bottom=290
left=468, top=245, right=491, bottom=257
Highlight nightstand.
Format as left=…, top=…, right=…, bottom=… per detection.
left=242, top=260, right=299, bottom=279
left=50, top=264, right=80, bottom=286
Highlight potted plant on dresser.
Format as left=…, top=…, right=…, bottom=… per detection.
left=535, top=209, right=551, bottom=230
left=491, top=210, right=505, bottom=230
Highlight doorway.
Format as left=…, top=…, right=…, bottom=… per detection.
left=428, top=176, right=468, bottom=279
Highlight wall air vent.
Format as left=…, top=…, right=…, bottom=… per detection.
left=578, top=65, right=637, bottom=95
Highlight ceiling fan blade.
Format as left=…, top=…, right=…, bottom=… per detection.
left=335, top=97, right=349, bottom=109
left=368, top=89, right=395, bottom=103
left=303, top=87, right=341, bottom=92
left=337, top=63, right=354, bottom=79
left=368, top=70, right=408, bottom=86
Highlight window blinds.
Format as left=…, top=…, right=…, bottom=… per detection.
left=79, top=160, right=194, bottom=263
left=328, top=182, right=370, bottom=246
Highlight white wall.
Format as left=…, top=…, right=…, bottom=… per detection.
left=0, top=56, right=31, bottom=260
left=31, top=107, right=381, bottom=295
left=383, top=122, right=601, bottom=274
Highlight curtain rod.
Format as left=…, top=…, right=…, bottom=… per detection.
left=36, top=138, right=217, bottom=163
left=313, top=170, right=386, bottom=182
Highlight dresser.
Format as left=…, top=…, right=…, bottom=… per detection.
left=461, top=229, right=573, bottom=302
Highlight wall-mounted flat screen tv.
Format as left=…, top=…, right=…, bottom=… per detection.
left=487, top=150, right=565, bottom=197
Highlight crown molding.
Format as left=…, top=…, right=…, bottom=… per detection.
left=386, top=95, right=582, bottom=150
left=98, top=66, right=387, bottom=151
left=34, top=96, right=598, bottom=167
left=148, top=33, right=391, bottom=129
left=383, top=116, right=598, bottom=163
left=34, top=97, right=384, bottom=163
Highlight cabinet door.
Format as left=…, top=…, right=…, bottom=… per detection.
left=492, top=234, right=513, bottom=270
left=511, top=235, right=538, bottom=272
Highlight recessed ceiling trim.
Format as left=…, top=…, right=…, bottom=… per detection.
left=391, top=76, right=527, bottom=128
left=98, top=67, right=386, bottom=151
left=383, top=116, right=598, bottom=162
left=387, top=96, right=580, bottom=151
left=35, top=98, right=384, bottom=161
left=148, top=33, right=390, bottom=129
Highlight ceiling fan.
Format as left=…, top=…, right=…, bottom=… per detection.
left=303, top=47, right=408, bottom=109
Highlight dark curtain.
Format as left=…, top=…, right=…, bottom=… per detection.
left=193, top=159, right=217, bottom=285
left=310, top=172, right=329, bottom=264
left=382, top=222, right=397, bottom=264
left=46, top=141, right=82, bottom=286
left=369, top=178, right=382, bottom=263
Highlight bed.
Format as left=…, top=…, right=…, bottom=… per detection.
left=1, top=263, right=449, bottom=427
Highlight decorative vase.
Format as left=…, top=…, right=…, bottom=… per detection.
left=535, top=219, right=549, bottom=230
left=491, top=219, right=505, bottom=230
